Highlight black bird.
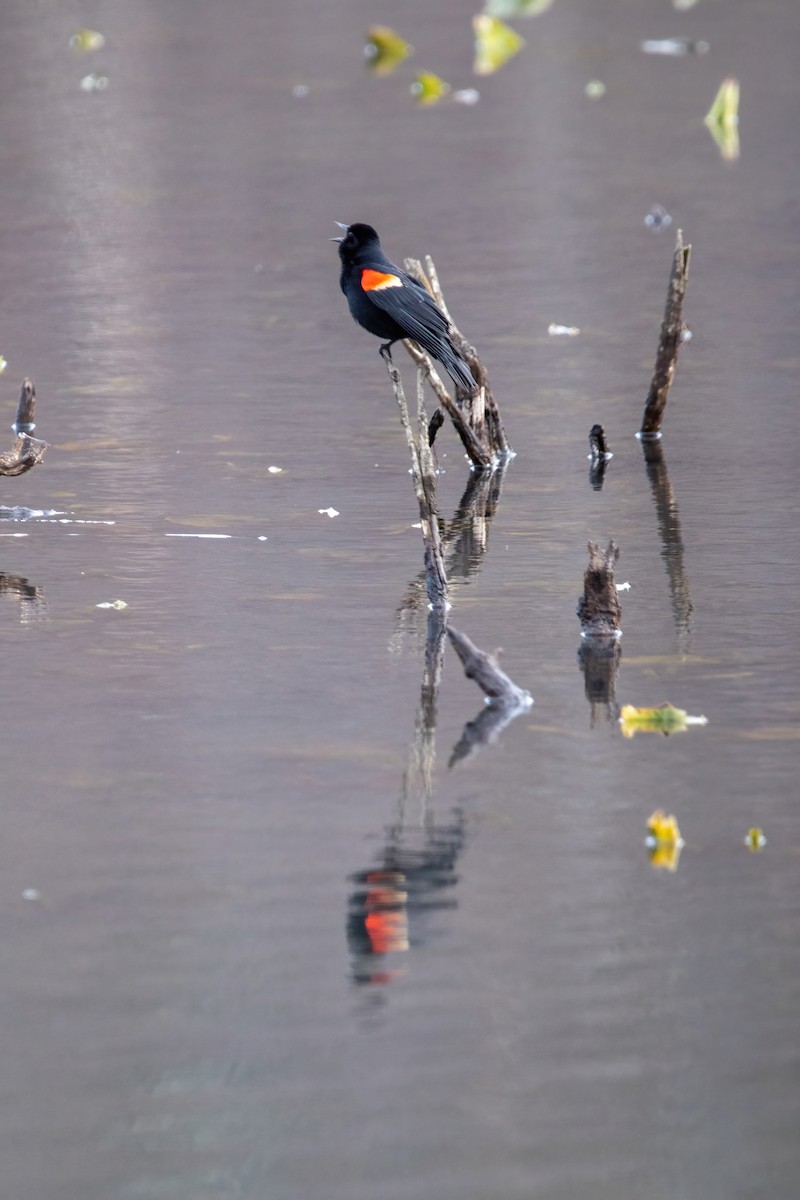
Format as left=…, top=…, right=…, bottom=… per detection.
left=333, top=222, right=478, bottom=395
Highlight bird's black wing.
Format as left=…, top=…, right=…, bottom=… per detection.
left=359, top=265, right=452, bottom=355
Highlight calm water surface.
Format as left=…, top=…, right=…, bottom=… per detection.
left=0, top=2, right=798, bottom=1198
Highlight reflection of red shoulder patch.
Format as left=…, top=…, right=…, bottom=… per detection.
left=361, top=269, right=403, bottom=292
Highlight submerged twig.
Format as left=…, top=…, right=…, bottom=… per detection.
left=640, top=230, right=692, bottom=436
left=0, top=379, right=48, bottom=477
left=588, top=423, right=612, bottom=491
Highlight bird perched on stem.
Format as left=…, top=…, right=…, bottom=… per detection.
left=332, top=222, right=478, bottom=396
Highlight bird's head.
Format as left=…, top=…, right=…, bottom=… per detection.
left=331, top=222, right=381, bottom=263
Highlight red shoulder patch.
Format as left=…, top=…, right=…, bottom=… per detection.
left=361, top=269, right=403, bottom=292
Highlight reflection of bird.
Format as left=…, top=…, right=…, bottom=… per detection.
left=333, top=222, right=478, bottom=395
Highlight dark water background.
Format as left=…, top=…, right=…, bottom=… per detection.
left=0, top=1, right=798, bottom=1197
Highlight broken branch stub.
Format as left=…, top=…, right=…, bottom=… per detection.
left=640, top=230, right=692, bottom=437
left=0, top=378, right=48, bottom=477
left=577, top=540, right=622, bottom=638
left=401, top=256, right=510, bottom=466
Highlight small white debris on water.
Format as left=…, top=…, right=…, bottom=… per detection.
left=267, top=465, right=283, bottom=474
left=319, top=507, right=340, bottom=518
left=165, top=533, right=232, bottom=538
left=258, top=536, right=268, bottom=541
left=454, top=88, right=480, bottom=105
left=0, top=532, right=28, bottom=538
left=680, top=327, right=693, bottom=343
left=0, top=355, right=6, bottom=373
left=292, top=84, right=310, bottom=98
left=616, top=581, right=631, bottom=592
left=96, top=599, right=128, bottom=609
left=548, top=323, right=580, bottom=337
left=584, top=80, right=606, bottom=98
left=641, top=37, right=708, bottom=56
left=411, top=523, right=422, bottom=529
left=22, top=889, right=41, bottom=901
left=80, top=72, right=109, bottom=91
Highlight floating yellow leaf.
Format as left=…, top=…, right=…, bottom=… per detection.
left=483, top=0, right=552, bottom=16
left=646, top=809, right=684, bottom=871
left=620, top=702, right=708, bottom=738
left=364, top=26, right=413, bottom=76
left=473, top=15, right=526, bottom=75
left=69, top=29, right=105, bottom=52
left=411, top=71, right=451, bottom=105
left=704, top=77, right=740, bottom=161
left=745, top=827, right=767, bottom=851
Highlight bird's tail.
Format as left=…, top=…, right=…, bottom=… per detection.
left=442, top=345, right=479, bottom=397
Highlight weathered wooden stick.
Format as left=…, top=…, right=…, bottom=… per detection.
left=447, top=626, right=531, bottom=705
left=0, top=380, right=48, bottom=477
left=382, top=350, right=448, bottom=614
left=423, top=254, right=510, bottom=457
left=577, top=540, right=622, bottom=638
left=640, top=230, right=692, bottom=436
left=588, top=423, right=612, bottom=491
left=447, top=625, right=532, bottom=767
left=402, top=340, right=492, bottom=469
left=401, top=255, right=509, bottom=464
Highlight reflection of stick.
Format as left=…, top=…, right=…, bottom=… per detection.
left=0, top=379, right=48, bottom=477
left=640, top=438, right=693, bottom=647
left=382, top=351, right=448, bottom=614
left=640, top=230, right=691, bottom=436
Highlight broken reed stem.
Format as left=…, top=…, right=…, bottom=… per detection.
left=382, top=350, right=448, bottom=614
left=0, top=378, right=48, bottom=477
left=423, top=255, right=510, bottom=456
left=640, top=230, right=692, bottom=437
left=401, top=340, right=491, bottom=469
left=402, top=256, right=509, bottom=464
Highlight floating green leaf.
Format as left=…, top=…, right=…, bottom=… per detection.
left=620, top=702, right=708, bottom=738
left=473, top=15, right=526, bottom=75
left=645, top=810, right=684, bottom=871
left=364, top=26, right=413, bottom=76
left=704, top=77, right=740, bottom=160
left=411, top=71, right=451, bottom=106
left=69, top=29, right=105, bottom=52
left=483, top=0, right=552, bottom=16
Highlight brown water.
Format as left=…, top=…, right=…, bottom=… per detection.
left=1, top=2, right=798, bottom=1197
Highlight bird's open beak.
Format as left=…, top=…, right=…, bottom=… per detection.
left=330, top=221, right=349, bottom=243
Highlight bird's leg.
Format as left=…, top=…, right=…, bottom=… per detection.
left=379, top=340, right=396, bottom=365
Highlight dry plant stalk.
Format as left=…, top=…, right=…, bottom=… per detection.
left=0, top=379, right=48, bottom=477
left=381, top=350, right=448, bottom=615
left=401, top=256, right=510, bottom=466
left=640, top=230, right=692, bottom=436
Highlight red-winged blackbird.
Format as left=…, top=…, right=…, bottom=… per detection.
left=333, top=222, right=478, bottom=396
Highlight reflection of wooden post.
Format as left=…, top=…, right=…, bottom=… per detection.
left=640, top=438, right=693, bottom=648
left=639, top=231, right=691, bottom=436
left=0, top=379, right=48, bottom=477
left=576, top=541, right=623, bottom=728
